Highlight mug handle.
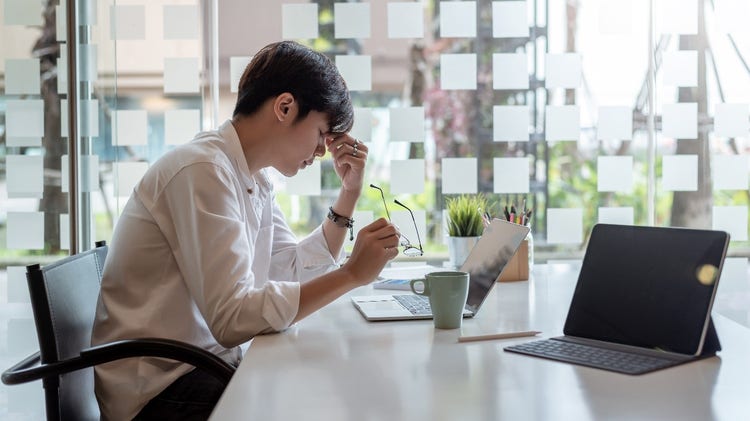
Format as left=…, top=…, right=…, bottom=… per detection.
left=410, top=278, right=430, bottom=296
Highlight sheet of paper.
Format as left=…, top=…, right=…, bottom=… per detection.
left=336, top=55, right=371, bottom=91
left=350, top=107, right=373, bottom=142
left=597, top=106, right=632, bottom=140
left=493, top=157, right=529, bottom=194
left=440, top=1, right=476, bottom=37
left=597, top=156, right=633, bottom=192
left=714, top=103, right=749, bottom=137
left=286, top=160, right=321, bottom=196
left=4, top=58, right=40, bottom=95
left=110, top=4, right=146, bottom=40
left=164, top=57, right=200, bottom=94
left=493, top=105, right=529, bottom=141
left=388, top=2, right=424, bottom=39
left=4, top=0, right=42, bottom=25
left=6, top=155, right=43, bottom=198
left=493, top=1, right=528, bottom=38
left=163, top=5, right=199, bottom=40
left=546, top=105, right=580, bottom=141
left=547, top=208, right=583, bottom=244
left=164, top=109, right=200, bottom=145
left=712, top=155, right=749, bottom=191
left=598, top=207, right=634, bottom=226
left=717, top=257, right=749, bottom=294
left=335, top=2, right=370, bottom=39
left=493, top=53, right=528, bottom=89
left=283, top=3, right=318, bottom=39
left=662, top=154, right=698, bottom=191
left=6, top=100, right=44, bottom=138
left=114, top=110, right=148, bottom=146
left=441, top=54, right=477, bottom=90
left=390, top=159, right=425, bottom=194
left=6, top=212, right=44, bottom=250
left=713, top=206, right=748, bottom=241
left=662, top=103, right=697, bottom=139
left=442, top=158, right=477, bottom=194
left=545, top=53, right=582, bottom=89
left=389, top=107, right=425, bottom=142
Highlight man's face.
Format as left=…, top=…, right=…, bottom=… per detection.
left=275, top=110, right=329, bottom=177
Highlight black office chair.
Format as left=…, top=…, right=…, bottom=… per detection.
left=1, top=241, right=236, bottom=420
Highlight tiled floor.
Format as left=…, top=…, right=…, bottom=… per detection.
left=1, top=260, right=748, bottom=419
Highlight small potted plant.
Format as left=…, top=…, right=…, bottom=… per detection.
left=445, top=194, right=490, bottom=267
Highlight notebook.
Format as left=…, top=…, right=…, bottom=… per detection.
left=352, top=218, right=530, bottom=321
left=505, top=223, right=729, bottom=375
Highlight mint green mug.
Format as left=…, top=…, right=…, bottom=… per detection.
left=410, top=271, right=470, bottom=329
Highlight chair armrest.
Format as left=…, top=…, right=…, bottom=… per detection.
left=2, top=338, right=235, bottom=386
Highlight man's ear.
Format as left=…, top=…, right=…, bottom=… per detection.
left=274, top=93, right=296, bottom=123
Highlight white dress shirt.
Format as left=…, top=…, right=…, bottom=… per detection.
left=92, top=120, right=344, bottom=420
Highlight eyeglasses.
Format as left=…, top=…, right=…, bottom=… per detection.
left=370, top=184, right=424, bottom=257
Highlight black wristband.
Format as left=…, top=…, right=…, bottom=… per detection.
left=327, top=207, right=354, bottom=241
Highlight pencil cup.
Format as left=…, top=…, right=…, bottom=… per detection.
left=410, top=271, right=469, bottom=329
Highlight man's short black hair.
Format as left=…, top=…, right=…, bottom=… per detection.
left=233, top=41, right=354, bottom=134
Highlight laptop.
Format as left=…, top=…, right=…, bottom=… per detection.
left=352, top=218, right=530, bottom=321
left=505, top=223, right=729, bottom=375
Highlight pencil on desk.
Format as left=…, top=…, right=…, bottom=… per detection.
left=458, top=330, right=541, bottom=343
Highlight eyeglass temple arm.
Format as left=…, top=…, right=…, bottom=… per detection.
left=369, top=184, right=391, bottom=220
left=393, top=199, right=423, bottom=250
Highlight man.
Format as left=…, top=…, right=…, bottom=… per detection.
left=92, top=41, right=400, bottom=420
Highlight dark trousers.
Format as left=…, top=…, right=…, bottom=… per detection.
left=133, top=368, right=229, bottom=421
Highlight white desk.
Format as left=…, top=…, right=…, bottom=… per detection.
left=211, top=264, right=750, bottom=421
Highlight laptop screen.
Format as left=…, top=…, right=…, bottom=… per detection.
left=463, top=219, right=530, bottom=313
left=564, top=224, right=729, bottom=356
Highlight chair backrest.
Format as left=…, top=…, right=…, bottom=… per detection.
left=27, top=242, right=107, bottom=421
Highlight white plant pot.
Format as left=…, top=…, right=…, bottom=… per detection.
left=448, top=236, right=479, bottom=268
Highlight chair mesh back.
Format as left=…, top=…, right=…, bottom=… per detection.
left=27, top=245, right=107, bottom=421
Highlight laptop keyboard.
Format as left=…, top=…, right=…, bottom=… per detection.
left=393, top=294, right=432, bottom=315
left=505, top=339, right=682, bottom=375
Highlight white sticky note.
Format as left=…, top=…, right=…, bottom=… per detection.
left=5, top=59, right=40, bottom=95
left=56, top=4, right=66, bottom=41
left=598, top=207, right=634, bottom=226
left=661, top=51, right=697, bottom=87
left=7, top=318, right=38, bottom=356
left=391, top=160, right=425, bottom=194
left=442, top=158, right=477, bottom=194
left=7, top=100, right=44, bottom=137
left=335, top=2, right=370, bottom=39
left=597, top=156, right=633, bottom=192
left=389, top=107, right=424, bottom=142
left=80, top=44, right=98, bottom=82
left=113, top=110, right=148, bottom=146
left=440, top=1, right=476, bottom=37
left=346, top=210, right=375, bottom=247
left=440, top=54, right=477, bottom=90
left=492, top=1, right=528, bottom=38
left=714, top=103, right=749, bottom=137
left=392, top=209, right=427, bottom=251
left=59, top=214, right=69, bottom=251
left=546, top=105, right=580, bottom=141
left=547, top=208, right=583, bottom=244
left=164, top=5, right=199, bottom=40
left=6, top=136, right=41, bottom=147
left=493, top=105, right=529, bottom=141
left=545, top=53, right=582, bottom=89
left=58, top=44, right=67, bottom=94
left=387, top=2, right=424, bottom=39
left=662, top=103, right=697, bottom=139
left=6, top=155, right=43, bottom=198
left=713, top=206, right=748, bottom=242
left=662, top=154, right=698, bottom=191
left=110, top=4, right=146, bottom=40
left=286, top=160, right=321, bottom=196
left=493, top=157, right=529, bottom=194
left=61, top=155, right=99, bottom=193
left=61, top=99, right=100, bottom=137
left=493, top=53, right=528, bottom=89
left=350, top=108, right=373, bottom=142
left=598, top=0, right=632, bottom=34
left=7, top=212, right=44, bottom=250
left=658, top=0, right=697, bottom=34
left=717, top=257, right=748, bottom=294
left=165, top=109, right=201, bottom=145
left=4, top=0, right=42, bottom=25
left=597, top=106, right=632, bottom=140
left=7, top=266, right=30, bottom=304
left=335, top=55, right=372, bottom=91
left=114, top=162, right=149, bottom=197
left=164, top=57, right=200, bottom=94
left=282, top=3, right=318, bottom=39
left=713, top=155, right=749, bottom=191
left=715, top=0, right=750, bottom=35
left=230, top=56, right=252, bottom=93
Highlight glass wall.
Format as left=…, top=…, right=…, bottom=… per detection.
left=1, top=0, right=749, bottom=417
